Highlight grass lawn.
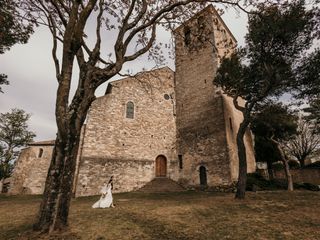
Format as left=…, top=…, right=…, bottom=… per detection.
left=0, top=191, right=319, bottom=240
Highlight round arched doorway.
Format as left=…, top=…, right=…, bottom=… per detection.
left=155, top=155, right=167, bottom=177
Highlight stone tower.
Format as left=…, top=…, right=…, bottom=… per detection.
left=174, top=5, right=255, bottom=187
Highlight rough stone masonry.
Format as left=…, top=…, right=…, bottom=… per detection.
left=9, top=5, right=256, bottom=196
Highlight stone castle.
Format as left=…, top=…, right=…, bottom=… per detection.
left=9, top=5, right=256, bottom=196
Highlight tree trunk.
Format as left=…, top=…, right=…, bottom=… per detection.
left=33, top=129, right=81, bottom=232
left=271, top=138, right=294, bottom=191
left=0, top=178, right=4, bottom=193
left=266, top=160, right=274, bottom=180
left=298, top=158, right=305, bottom=168
left=282, top=158, right=294, bottom=191
left=235, top=118, right=250, bottom=199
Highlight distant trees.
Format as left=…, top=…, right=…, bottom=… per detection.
left=285, top=119, right=320, bottom=167
left=215, top=0, right=317, bottom=198
left=0, top=0, right=34, bottom=93
left=0, top=109, right=35, bottom=193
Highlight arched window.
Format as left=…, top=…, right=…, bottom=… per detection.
left=126, top=101, right=134, bottom=119
left=38, top=148, right=44, bottom=158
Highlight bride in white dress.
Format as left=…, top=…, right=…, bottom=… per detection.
left=92, top=176, right=114, bottom=208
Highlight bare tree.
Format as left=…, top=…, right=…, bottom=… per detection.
left=17, top=0, right=250, bottom=233
left=285, top=119, right=320, bottom=167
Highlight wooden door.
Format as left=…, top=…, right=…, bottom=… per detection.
left=156, top=155, right=167, bottom=177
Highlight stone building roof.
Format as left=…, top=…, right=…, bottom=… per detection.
left=104, top=66, right=174, bottom=95
left=28, top=140, right=55, bottom=146
left=111, top=66, right=173, bottom=84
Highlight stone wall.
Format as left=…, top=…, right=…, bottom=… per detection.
left=9, top=142, right=53, bottom=194
left=222, top=95, right=256, bottom=181
left=274, top=168, right=320, bottom=185
left=75, top=67, right=177, bottom=196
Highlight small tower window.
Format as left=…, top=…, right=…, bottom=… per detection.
left=126, top=101, right=134, bottom=119
left=105, top=84, right=113, bottom=95
left=164, top=94, right=170, bottom=100
left=38, top=148, right=44, bottom=158
left=197, top=16, right=205, bottom=29
left=184, top=27, right=191, bottom=46
left=229, top=117, right=233, bottom=131
left=178, top=155, right=183, bottom=169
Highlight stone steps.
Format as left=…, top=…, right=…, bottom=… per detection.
left=138, top=177, right=186, bottom=193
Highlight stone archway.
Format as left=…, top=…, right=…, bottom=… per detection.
left=155, top=155, right=167, bottom=177
left=199, top=166, right=207, bottom=185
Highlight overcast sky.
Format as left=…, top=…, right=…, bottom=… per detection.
left=0, top=6, right=248, bottom=141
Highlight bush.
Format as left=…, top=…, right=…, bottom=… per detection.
left=246, top=173, right=320, bottom=192
left=304, top=161, right=320, bottom=169
left=272, top=162, right=284, bottom=171
left=288, top=160, right=300, bottom=169
left=246, top=173, right=286, bottom=191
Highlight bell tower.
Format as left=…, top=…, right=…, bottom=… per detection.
left=173, top=5, right=242, bottom=187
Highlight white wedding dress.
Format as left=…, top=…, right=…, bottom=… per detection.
left=92, top=183, right=113, bottom=208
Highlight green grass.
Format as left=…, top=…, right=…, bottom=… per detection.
left=0, top=191, right=320, bottom=240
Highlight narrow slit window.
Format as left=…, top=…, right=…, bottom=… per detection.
left=126, top=101, right=134, bottom=119
left=38, top=148, right=44, bottom=158
left=178, top=155, right=183, bottom=169
left=229, top=118, right=233, bottom=131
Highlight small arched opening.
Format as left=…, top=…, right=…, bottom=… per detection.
left=155, top=155, right=167, bottom=177
left=199, top=166, right=207, bottom=186
left=38, top=148, right=44, bottom=158
left=126, top=101, right=134, bottom=119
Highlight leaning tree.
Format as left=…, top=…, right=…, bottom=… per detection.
left=18, top=0, right=254, bottom=233
left=214, top=0, right=317, bottom=199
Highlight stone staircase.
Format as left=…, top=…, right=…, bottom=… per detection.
left=138, top=178, right=186, bottom=193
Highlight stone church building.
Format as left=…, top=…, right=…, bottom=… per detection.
left=9, top=5, right=256, bottom=196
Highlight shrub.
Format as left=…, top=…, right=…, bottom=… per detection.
left=272, top=162, right=284, bottom=171
left=288, top=160, right=300, bottom=169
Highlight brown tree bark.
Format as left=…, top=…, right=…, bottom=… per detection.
left=298, top=157, right=306, bottom=168
left=235, top=117, right=250, bottom=199
left=0, top=178, right=3, bottom=193
left=34, top=58, right=98, bottom=232
left=266, top=160, right=274, bottom=180
left=282, top=157, right=294, bottom=191
left=33, top=121, right=82, bottom=231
